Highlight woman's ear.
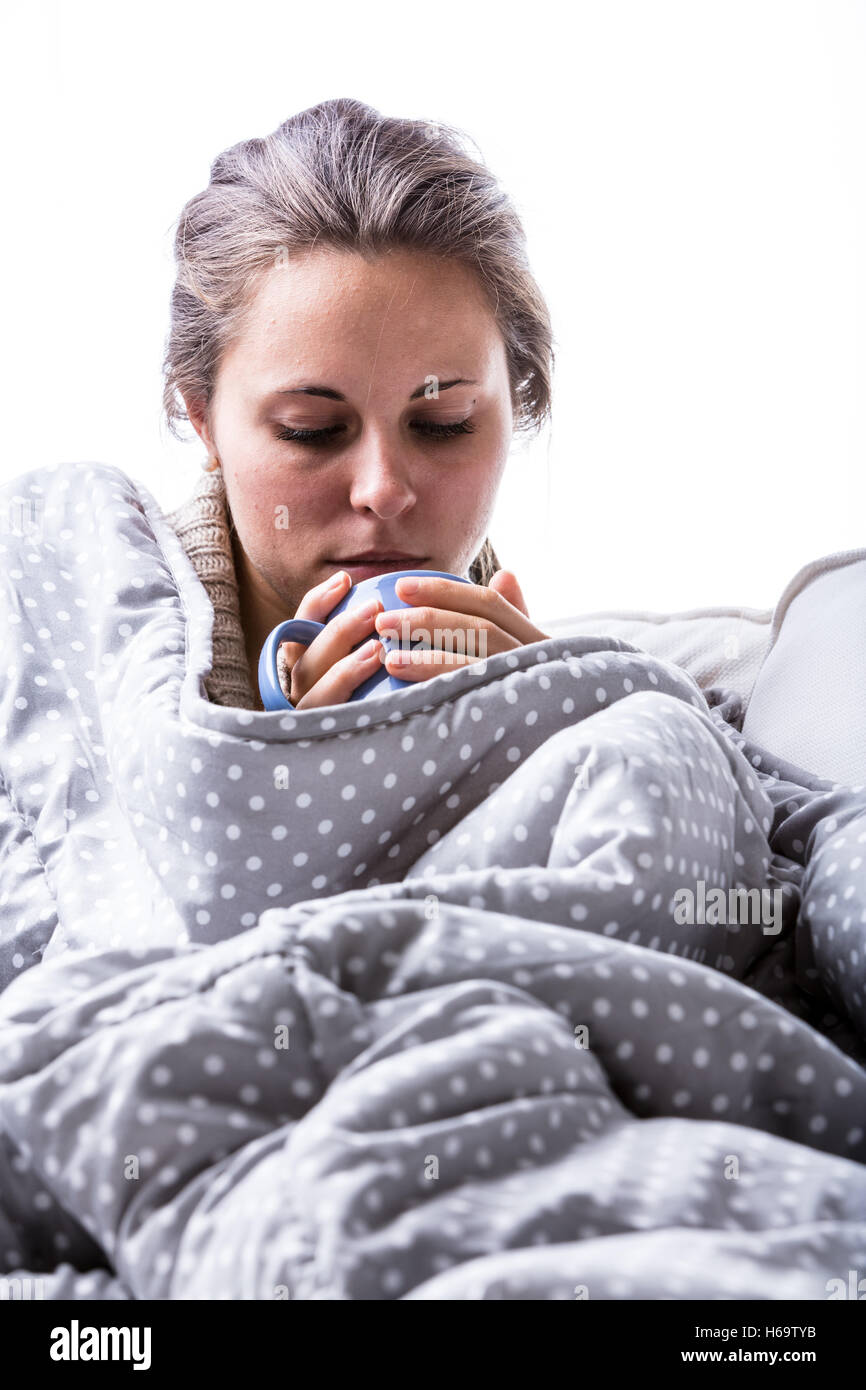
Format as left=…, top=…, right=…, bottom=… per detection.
left=182, top=393, right=216, bottom=456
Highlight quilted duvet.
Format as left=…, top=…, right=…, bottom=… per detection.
left=0, top=462, right=863, bottom=1300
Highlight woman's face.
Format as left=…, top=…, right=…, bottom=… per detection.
left=184, top=245, right=514, bottom=647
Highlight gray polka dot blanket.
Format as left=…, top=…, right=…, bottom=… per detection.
left=0, top=462, right=864, bottom=1300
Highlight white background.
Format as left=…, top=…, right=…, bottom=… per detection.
left=3, top=0, right=864, bottom=624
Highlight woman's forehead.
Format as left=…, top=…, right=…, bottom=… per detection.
left=219, top=255, right=505, bottom=400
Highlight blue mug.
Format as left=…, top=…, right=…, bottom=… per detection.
left=258, top=569, right=472, bottom=711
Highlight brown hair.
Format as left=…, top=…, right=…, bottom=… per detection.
left=162, top=97, right=554, bottom=585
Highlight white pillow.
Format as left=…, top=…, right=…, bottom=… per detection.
left=539, top=605, right=773, bottom=702
left=742, top=548, right=866, bottom=786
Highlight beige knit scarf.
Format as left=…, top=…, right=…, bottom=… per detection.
left=162, top=468, right=260, bottom=710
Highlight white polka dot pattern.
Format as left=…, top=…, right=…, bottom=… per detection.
left=0, top=461, right=863, bottom=1300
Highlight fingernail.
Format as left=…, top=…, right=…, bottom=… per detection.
left=397, top=576, right=419, bottom=594
left=327, top=570, right=348, bottom=589
left=357, top=638, right=381, bottom=660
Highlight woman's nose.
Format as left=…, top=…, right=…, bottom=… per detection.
left=347, top=448, right=417, bottom=517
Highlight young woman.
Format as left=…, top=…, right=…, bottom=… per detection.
left=162, top=97, right=554, bottom=712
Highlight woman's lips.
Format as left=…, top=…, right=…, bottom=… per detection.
left=329, top=559, right=428, bottom=581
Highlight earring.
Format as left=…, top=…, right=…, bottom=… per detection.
left=202, top=455, right=221, bottom=472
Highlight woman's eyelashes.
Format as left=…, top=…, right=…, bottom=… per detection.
left=274, top=418, right=476, bottom=445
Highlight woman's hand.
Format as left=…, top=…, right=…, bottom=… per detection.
left=372, top=569, right=549, bottom=682
left=279, top=570, right=387, bottom=710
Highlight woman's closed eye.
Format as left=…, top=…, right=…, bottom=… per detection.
left=274, top=418, right=476, bottom=445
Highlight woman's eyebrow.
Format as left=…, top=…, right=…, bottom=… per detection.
left=268, top=377, right=478, bottom=402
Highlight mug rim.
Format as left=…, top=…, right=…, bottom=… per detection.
left=328, top=568, right=471, bottom=615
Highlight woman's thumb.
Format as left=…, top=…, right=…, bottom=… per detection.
left=488, top=568, right=529, bottom=617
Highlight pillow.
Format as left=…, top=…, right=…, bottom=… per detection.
left=742, top=547, right=866, bottom=786
left=539, top=605, right=773, bottom=703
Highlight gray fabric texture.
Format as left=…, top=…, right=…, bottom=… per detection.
left=0, top=462, right=863, bottom=1301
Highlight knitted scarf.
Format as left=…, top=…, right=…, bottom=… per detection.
left=162, top=468, right=260, bottom=710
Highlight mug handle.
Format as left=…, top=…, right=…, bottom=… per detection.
left=258, top=618, right=325, bottom=711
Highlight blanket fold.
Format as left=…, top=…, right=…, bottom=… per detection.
left=0, top=462, right=863, bottom=1301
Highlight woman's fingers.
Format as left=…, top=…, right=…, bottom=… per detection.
left=371, top=571, right=550, bottom=686
left=293, top=633, right=387, bottom=710
left=288, top=569, right=350, bottom=628
left=374, top=604, right=541, bottom=664
left=283, top=578, right=386, bottom=706
left=371, top=610, right=519, bottom=686
left=380, top=644, right=484, bottom=682
left=280, top=568, right=549, bottom=707
left=278, top=569, right=348, bottom=658
left=391, top=573, right=546, bottom=646
left=487, top=568, right=530, bottom=618
left=277, top=569, right=350, bottom=697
